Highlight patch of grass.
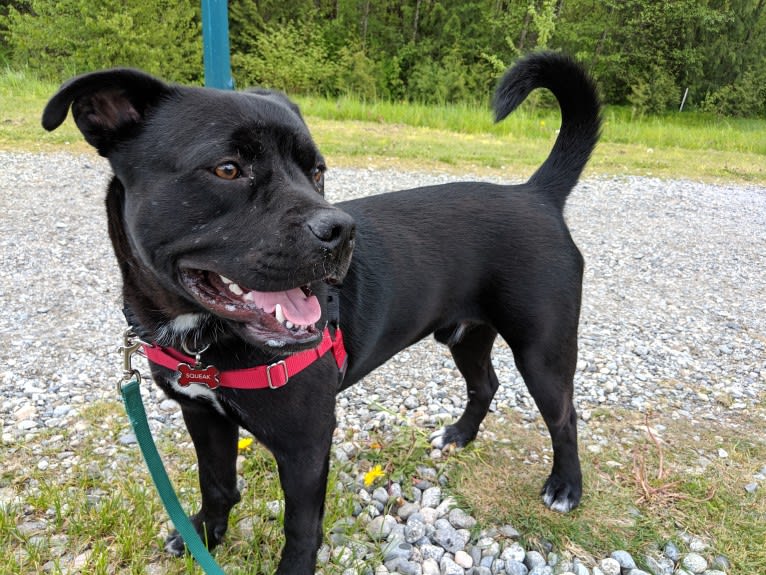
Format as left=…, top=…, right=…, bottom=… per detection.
left=3, top=394, right=765, bottom=573
left=0, top=397, right=435, bottom=575
left=452, top=408, right=766, bottom=572
left=0, top=67, right=90, bottom=152
left=2, top=68, right=764, bottom=184
left=299, top=95, right=765, bottom=155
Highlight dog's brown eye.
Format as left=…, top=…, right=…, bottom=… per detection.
left=312, top=167, right=324, bottom=188
left=214, top=162, right=241, bottom=180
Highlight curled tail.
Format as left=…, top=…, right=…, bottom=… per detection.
left=493, top=51, right=601, bottom=210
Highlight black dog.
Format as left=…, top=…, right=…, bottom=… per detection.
left=43, top=52, right=600, bottom=574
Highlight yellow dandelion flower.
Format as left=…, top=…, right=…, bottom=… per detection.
left=363, top=464, right=385, bottom=487
left=238, top=437, right=254, bottom=451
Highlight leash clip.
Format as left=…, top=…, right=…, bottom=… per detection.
left=118, top=328, right=143, bottom=393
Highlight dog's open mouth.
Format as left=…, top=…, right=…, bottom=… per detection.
left=179, top=269, right=322, bottom=347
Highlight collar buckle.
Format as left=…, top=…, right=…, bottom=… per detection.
left=266, top=360, right=289, bottom=389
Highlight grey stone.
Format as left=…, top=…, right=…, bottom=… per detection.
left=373, top=487, right=390, bottom=504
left=505, top=563, right=529, bottom=575
left=500, top=542, right=525, bottom=563
left=440, top=556, right=464, bottom=575
left=396, top=560, right=422, bottom=575
left=118, top=433, right=136, bottom=445
left=382, top=541, right=413, bottom=563
left=524, top=551, right=547, bottom=571
left=405, top=514, right=427, bottom=543
left=454, top=550, right=474, bottom=569
left=571, top=560, right=590, bottom=575
left=421, top=486, right=442, bottom=508
left=419, top=544, right=445, bottom=562
left=688, top=538, right=708, bottom=553
left=448, top=507, right=477, bottom=529
left=643, top=554, right=673, bottom=575
left=368, top=514, right=397, bottom=541
left=432, top=523, right=468, bottom=554
left=681, top=553, right=708, bottom=574
left=386, top=557, right=421, bottom=575
left=398, top=502, right=420, bottom=520
left=662, top=542, right=681, bottom=562
left=422, top=558, right=440, bottom=575
left=499, top=525, right=521, bottom=539
left=610, top=550, right=637, bottom=570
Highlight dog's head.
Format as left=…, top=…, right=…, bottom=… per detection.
left=43, top=69, right=355, bottom=353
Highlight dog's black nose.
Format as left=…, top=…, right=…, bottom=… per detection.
left=306, top=210, right=356, bottom=251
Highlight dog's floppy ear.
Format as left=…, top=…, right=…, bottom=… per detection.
left=42, top=68, right=172, bottom=156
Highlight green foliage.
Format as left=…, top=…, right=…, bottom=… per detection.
left=1, top=0, right=202, bottom=83
left=628, top=65, right=682, bottom=117
left=528, top=0, right=558, bottom=49
left=701, top=67, right=766, bottom=117
left=1, top=0, right=764, bottom=116
left=231, top=18, right=336, bottom=94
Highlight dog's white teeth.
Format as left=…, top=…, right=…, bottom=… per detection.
left=285, top=321, right=294, bottom=329
left=228, top=282, right=244, bottom=296
left=219, top=275, right=233, bottom=285
left=275, top=304, right=286, bottom=324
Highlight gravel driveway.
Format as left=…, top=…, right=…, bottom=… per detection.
left=2, top=151, right=764, bottom=437
left=1, top=151, right=765, bottom=573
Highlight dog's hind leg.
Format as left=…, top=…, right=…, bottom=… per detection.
left=165, top=402, right=241, bottom=555
left=509, top=334, right=582, bottom=513
left=431, top=323, right=499, bottom=449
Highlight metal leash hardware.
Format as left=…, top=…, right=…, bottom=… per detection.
left=118, top=328, right=144, bottom=393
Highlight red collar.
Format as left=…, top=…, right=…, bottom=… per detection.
left=142, top=327, right=346, bottom=390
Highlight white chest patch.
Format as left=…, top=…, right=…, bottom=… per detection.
left=157, top=312, right=224, bottom=413
left=155, top=312, right=206, bottom=345
left=167, top=373, right=225, bottom=414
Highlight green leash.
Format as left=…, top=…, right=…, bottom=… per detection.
left=119, top=332, right=226, bottom=575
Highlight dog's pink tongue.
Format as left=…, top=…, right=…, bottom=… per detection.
left=252, top=288, right=321, bottom=325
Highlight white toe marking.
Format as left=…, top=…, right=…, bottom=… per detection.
left=550, top=499, right=574, bottom=513
left=543, top=489, right=574, bottom=513
left=429, top=428, right=447, bottom=449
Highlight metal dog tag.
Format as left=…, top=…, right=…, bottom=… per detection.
left=178, top=363, right=220, bottom=389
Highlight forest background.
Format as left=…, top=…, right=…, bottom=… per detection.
left=1, top=0, right=765, bottom=118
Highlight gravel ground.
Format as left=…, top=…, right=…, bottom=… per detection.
left=2, top=151, right=765, bottom=574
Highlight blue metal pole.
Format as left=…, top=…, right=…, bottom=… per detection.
left=201, top=0, right=235, bottom=90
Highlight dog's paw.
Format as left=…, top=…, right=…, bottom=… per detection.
left=164, top=531, right=188, bottom=557
left=429, top=425, right=473, bottom=450
left=164, top=519, right=228, bottom=557
left=541, top=474, right=581, bottom=513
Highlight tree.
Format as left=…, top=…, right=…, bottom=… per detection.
left=2, top=0, right=202, bottom=83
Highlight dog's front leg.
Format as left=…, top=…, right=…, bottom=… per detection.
left=270, top=426, right=334, bottom=575
left=165, top=401, right=241, bottom=555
